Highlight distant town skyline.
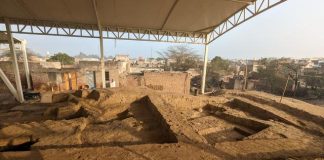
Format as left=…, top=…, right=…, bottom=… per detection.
left=1, top=0, right=323, bottom=59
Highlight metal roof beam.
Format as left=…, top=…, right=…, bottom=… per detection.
left=207, top=0, right=287, bottom=44
left=160, top=0, right=179, bottom=30
left=91, top=0, right=102, bottom=32
left=226, top=0, right=254, bottom=5
left=0, top=18, right=207, bottom=44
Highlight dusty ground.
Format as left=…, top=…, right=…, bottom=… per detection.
left=0, top=88, right=323, bottom=160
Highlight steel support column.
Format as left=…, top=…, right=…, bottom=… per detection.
left=201, top=37, right=209, bottom=94
left=99, top=31, right=106, bottom=88
left=92, top=0, right=106, bottom=88
left=5, top=19, right=24, bottom=102
left=21, top=40, right=31, bottom=89
left=0, top=68, right=18, bottom=100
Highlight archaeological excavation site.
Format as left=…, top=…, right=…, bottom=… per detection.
left=0, top=88, right=323, bottom=160
left=1, top=0, right=324, bottom=159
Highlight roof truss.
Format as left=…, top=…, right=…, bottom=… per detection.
left=0, top=18, right=207, bottom=44
left=207, top=0, right=287, bottom=44
left=0, top=0, right=286, bottom=45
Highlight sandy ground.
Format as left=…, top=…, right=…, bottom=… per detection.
left=0, top=88, right=323, bottom=160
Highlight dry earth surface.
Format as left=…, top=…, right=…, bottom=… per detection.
left=0, top=88, right=323, bottom=160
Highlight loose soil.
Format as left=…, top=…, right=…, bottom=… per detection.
left=0, top=88, right=323, bottom=160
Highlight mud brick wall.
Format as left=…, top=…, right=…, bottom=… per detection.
left=108, top=69, right=120, bottom=87
left=30, top=72, right=51, bottom=91
left=95, top=69, right=120, bottom=88
left=121, top=75, right=144, bottom=88
left=142, top=96, right=178, bottom=143
left=0, top=61, right=35, bottom=93
left=77, top=61, right=119, bottom=88
left=143, top=72, right=190, bottom=94
left=1, top=60, right=120, bottom=94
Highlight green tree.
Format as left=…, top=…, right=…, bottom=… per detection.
left=207, top=56, right=234, bottom=80
left=304, top=74, right=322, bottom=89
left=156, top=57, right=164, bottom=61
left=47, top=52, right=75, bottom=65
left=255, top=60, right=294, bottom=95
left=158, top=46, right=201, bottom=71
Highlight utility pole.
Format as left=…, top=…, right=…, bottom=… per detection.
left=242, top=59, right=248, bottom=91
left=280, top=74, right=290, bottom=103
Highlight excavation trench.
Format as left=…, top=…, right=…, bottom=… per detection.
left=190, top=104, right=269, bottom=145
left=225, top=98, right=324, bottom=136
left=1, top=96, right=178, bottom=151
left=0, top=136, right=38, bottom=152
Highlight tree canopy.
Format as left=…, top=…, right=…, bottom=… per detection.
left=47, top=52, right=75, bottom=65
left=157, top=46, right=201, bottom=71
left=207, top=56, right=234, bottom=80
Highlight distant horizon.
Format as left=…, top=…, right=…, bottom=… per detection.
left=27, top=47, right=324, bottom=60
left=2, top=49, right=323, bottom=61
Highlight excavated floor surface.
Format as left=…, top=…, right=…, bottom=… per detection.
left=0, top=88, right=323, bottom=160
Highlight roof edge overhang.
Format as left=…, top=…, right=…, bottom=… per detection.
left=0, top=0, right=286, bottom=45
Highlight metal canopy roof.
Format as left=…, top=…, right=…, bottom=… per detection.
left=0, top=0, right=286, bottom=102
left=0, top=0, right=286, bottom=44
left=0, top=0, right=252, bottom=32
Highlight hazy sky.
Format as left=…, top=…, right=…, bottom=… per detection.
left=3, top=0, right=324, bottom=59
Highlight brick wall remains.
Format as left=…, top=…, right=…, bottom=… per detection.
left=143, top=72, right=190, bottom=94
left=119, top=72, right=191, bottom=94
left=0, top=61, right=42, bottom=93
left=119, top=74, right=145, bottom=88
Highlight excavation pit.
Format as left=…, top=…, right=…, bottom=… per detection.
left=71, top=97, right=178, bottom=147
left=190, top=104, right=269, bottom=145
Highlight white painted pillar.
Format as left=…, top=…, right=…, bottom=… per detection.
left=92, top=0, right=105, bottom=88
left=0, top=68, right=18, bottom=100
left=99, top=31, right=106, bottom=88
left=201, top=40, right=209, bottom=94
left=5, top=19, right=24, bottom=102
left=21, top=40, right=31, bottom=89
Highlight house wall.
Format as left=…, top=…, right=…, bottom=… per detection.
left=233, top=79, right=255, bottom=90
left=77, top=61, right=119, bottom=89
left=0, top=61, right=31, bottom=90
left=107, top=69, right=120, bottom=87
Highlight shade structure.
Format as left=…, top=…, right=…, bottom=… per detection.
left=0, top=0, right=286, bottom=44
left=0, top=0, right=286, bottom=100
left=0, top=0, right=253, bottom=32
